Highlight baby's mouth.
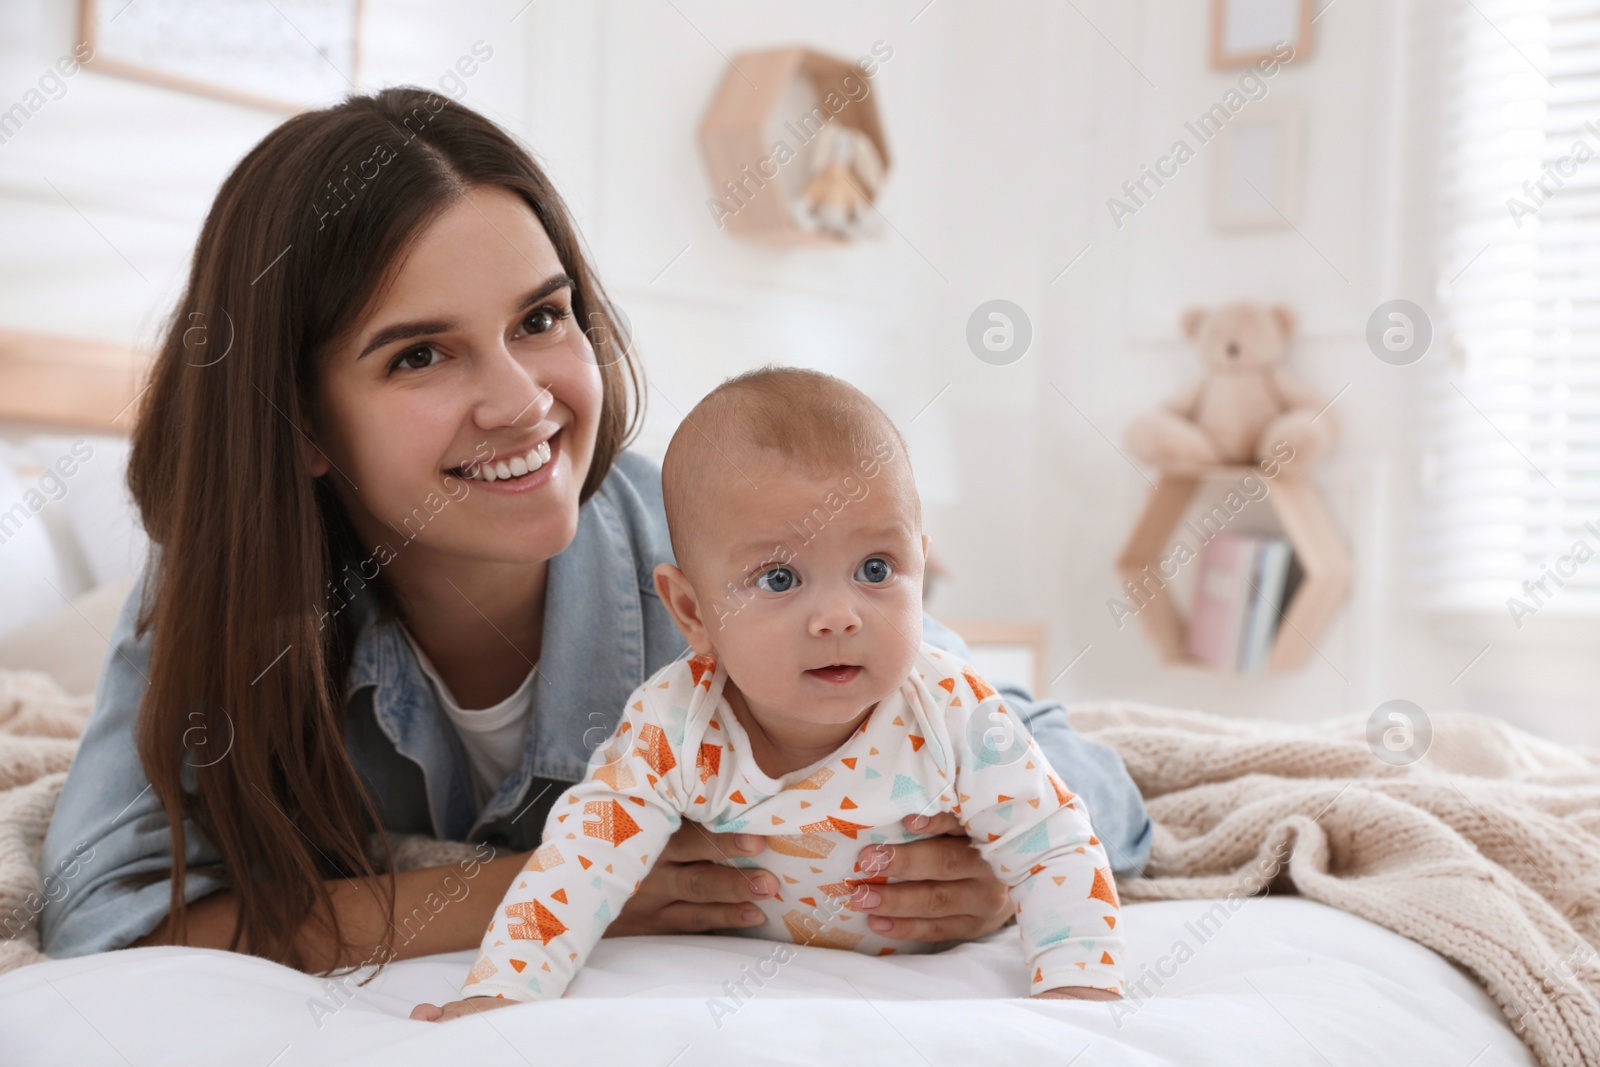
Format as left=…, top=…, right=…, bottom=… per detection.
left=806, top=663, right=862, bottom=685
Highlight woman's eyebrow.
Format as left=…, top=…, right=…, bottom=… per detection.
left=356, top=273, right=575, bottom=359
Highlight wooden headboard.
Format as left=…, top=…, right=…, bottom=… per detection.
left=0, top=328, right=152, bottom=432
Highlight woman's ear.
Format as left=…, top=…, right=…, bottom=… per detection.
left=653, top=562, right=715, bottom=655
left=300, top=433, right=331, bottom=478
left=298, top=392, right=333, bottom=477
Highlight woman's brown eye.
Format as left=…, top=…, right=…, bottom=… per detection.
left=525, top=304, right=570, bottom=335
left=389, top=345, right=439, bottom=374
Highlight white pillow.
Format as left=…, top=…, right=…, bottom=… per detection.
left=0, top=452, right=70, bottom=640
left=26, top=434, right=148, bottom=590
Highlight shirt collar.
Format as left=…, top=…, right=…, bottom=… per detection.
left=338, top=479, right=649, bottom=836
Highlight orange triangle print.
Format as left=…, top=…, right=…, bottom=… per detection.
left=962, top=666, right=997, bottom=700
left=503, top=899, right=567, bottom=944
left=1088, top=867, right=1120, bottom=907
left=509, top=959, right=526, bottom=972
left=1047, top=771, right=1075, bottom=807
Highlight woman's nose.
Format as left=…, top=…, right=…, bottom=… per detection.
left=472, top=342, right=553, bottom=429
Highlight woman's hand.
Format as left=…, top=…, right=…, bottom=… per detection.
left=848, top=813, right=1014, bottom=942
left=604, top=820, right=777, bottom=937
left=410, top=996, right=517, bottom=1022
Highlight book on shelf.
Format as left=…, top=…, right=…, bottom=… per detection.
left=1186, top=532, right=1301, bottom=672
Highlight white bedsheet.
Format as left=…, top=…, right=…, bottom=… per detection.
left=1, top=898, right=1532, bottom=1066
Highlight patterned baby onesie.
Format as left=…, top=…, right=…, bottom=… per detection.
left=462, top=641, right=1125, bottom=1001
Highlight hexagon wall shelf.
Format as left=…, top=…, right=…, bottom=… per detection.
left=1115, top=467, right=1352, bottom=673
left=698, top=46, right=891, bottom=244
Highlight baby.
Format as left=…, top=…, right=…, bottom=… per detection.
left=417, top=366, right=1125, bottom=1018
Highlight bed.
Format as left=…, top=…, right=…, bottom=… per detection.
left=0, top=896, right=1533, bottom=1066
left=0, top=345, right=1590, bottom=1066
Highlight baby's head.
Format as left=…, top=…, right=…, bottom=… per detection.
left=653, top=366, right=927, bottom=725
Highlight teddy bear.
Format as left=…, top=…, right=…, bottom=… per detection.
left=1124, top=302, right=1335, bottom=476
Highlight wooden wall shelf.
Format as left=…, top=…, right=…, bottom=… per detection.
left=698, top=45, right=890, bottom=244
left=1114, top=466, right=1352, bottom=674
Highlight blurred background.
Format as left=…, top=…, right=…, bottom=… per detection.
left=2, top=0, right=1594, bottom=746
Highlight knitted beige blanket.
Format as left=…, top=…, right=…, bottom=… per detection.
left=0, top=669, right=485, bottom=976
left=3, top=669, right=1597, bottom=1064
left=0, top=670, right=89, bottom=975
left=1069, top=700, right=1600, bottom=1067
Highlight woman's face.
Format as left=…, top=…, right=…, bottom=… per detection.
left=308, top=184, right=603, bottom=572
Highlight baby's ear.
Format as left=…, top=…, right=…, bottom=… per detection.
left=653, top=562, right=715, bottom=654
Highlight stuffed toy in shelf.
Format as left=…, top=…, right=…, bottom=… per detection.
left=1125, top=302, right=1336, bottom=476
left=793, top=123, right=885, bottom=238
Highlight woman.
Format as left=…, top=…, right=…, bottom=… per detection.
left=37, top=87, right=1151, bottom=977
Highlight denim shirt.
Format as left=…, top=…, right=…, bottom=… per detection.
left=38, top=449, right=1151, bottom=958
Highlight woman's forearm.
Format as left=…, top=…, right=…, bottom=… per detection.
left=131, top=849, right=530, bottom=971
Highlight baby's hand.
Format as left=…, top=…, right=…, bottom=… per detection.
left=410, top=996, right=518, bottom=1022
left=1030, top=986, right=1123, bottom=1001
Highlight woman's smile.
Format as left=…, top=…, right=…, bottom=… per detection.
left=451, top=427, right=563, bottom=494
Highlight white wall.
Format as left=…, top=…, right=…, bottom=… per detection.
left=4, top=0, right=1595, bottom=744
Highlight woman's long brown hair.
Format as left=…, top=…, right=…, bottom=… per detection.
left=123, top=86, right=643, bottom=974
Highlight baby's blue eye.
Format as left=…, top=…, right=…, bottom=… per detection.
left=856, top=557, right=892, bottom=584
left=755, top=566, right=798, bottom=593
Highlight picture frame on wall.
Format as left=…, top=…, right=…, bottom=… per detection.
left=1211, top=0, right=1314, bottom=68
left=1210, top=103, right=1304, bottom=231
left=77, top=0, right=363, bottom=113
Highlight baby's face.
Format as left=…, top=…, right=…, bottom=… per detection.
left=693, top=448, right=927, bottom=726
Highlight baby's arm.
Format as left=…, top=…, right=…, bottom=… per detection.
left=422, top=689, right=686, bottom=1014
left=945, top=665, right=1127, bottom=999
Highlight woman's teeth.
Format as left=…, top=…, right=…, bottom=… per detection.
left=464, top=439, right=551, bottom=482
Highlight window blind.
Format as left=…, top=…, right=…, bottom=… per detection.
left=1419, top=0, right=1600, bottom=619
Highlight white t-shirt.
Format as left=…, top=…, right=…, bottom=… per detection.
left=399, top=624, right=537, bottom=808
